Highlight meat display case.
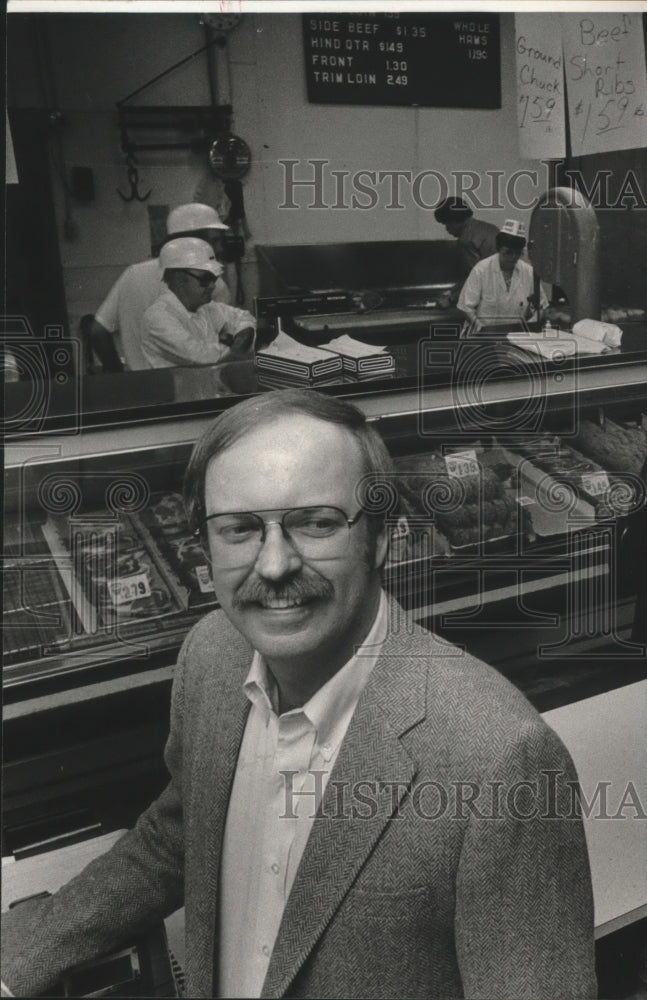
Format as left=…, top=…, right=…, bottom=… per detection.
left=5, top=329, right=647, bottom=702
left=3, top=333, right=647, bottom=949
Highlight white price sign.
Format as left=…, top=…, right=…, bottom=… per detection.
left=516, top=495, right=536, bottom=507
left=581, top=471, right=610, bottom=497
left=445, top=450, right=479, bottom=479
left=195, top=564, right=215, bottom=594
left=107, top=571, right=151, bottom=607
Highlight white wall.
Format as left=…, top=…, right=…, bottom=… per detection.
left=236, top=13, right=547, bottom=246
left=8, top=11, right=551, bottom=332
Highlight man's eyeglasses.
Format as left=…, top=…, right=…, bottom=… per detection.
left=196, top=505, right=364, bottom=566
left=181, top=270, right=217, bottom=287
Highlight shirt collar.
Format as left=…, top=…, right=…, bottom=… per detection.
left=243, top=591, right=388, bottom=759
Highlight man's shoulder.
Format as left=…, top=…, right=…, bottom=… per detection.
left=115, top=258, right=159, bottom=289
left=144, top=289, right=179, bottom=321
left=469, top=254, right=496, bottom=275
left=516, top=257, right=535, bottom=278
left=376, top=608, right=546, bottom=736
left=180, top=607, right=253, bottom=669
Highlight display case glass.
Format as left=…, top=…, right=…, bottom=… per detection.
left=5, top=329, right=647, bottom=711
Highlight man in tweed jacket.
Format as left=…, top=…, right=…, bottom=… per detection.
left=1, top=390, right=596, bottom=999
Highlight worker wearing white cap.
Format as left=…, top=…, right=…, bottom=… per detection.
left=457, top=220, right=548, bottom=330
left=141, top=238, right=255, bottom=369
left=90, top=203, right=232, bottom=371
left=434, top=197, right=499, bottom=308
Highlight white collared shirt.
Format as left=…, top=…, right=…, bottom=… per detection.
left=457, top=253, right=548, bottom=326
left=142, top=289, right=255, bottom=369
left=218, top=593, right=388, bottom=999
left=94, top=259, right=230, bottom=370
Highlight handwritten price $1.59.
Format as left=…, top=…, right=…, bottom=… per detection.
left=574, top=95, right=644, bottom=137
left=519, top=93, right=556, bottom=126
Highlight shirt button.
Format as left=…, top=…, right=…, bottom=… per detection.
left=271, top=863, right=280, bottom=874
left=262, top=944, right=271, bottom=956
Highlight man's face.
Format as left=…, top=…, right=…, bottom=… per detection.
left=203, top=415, right=387, bottom=677
left=173, top=269, right=217, bottom=312
left=498, top=245, right=523, bottom=274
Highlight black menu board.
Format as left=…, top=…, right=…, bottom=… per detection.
left=303, top=12, right=501, bottom=109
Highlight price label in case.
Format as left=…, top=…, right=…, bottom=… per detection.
left=108, top=572, right=151, bottom=607
left=516, top=495, right=536, bottom=507
left=195, top=564, right=215, bottom=594
left=445, top=450, right=479, bottom=479
left=581, top=471, right=610, bottom=497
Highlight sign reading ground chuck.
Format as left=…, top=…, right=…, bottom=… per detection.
left=303, top=13, right=501, bottom=108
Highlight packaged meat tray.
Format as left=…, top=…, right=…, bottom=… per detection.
left=570, top=419, right=647, bottom=476
left=43, top=512, right=188, bottom=633
left=139, top=492, right=216, bottom=606
left=385, top=483, right=451, bottom=565
left=513, top=432, right=643, bottom=523
left=393, top=448, right=526, bottom=552
left=3, top=557, right=76, bottom=665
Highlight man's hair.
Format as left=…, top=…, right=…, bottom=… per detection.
left=495, top=232, right=526, bottom=252
left=434, top=197, right=473, bottom=225
left=184, top=389, right=395, bottom=541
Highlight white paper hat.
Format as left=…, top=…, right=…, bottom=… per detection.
left=499, top=219, right=526, bottom=238
left=159, top=237, right=224, bottom=276
left=167, top=203, right=229, bottom=233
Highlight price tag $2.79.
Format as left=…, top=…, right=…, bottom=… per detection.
left=107, top=571, right=151, bottom=607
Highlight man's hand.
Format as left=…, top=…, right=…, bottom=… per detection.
left=230, top=327, right=255, bottom=355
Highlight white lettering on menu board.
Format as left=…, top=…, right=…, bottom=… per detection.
left=515, top=14, right=566, bottom=159
left=562, top=12, right=647, bottom=156
left=304, top=15, right=500, bottom=107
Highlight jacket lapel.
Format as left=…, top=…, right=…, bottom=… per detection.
left=190, top=618, right=252, bottom=995
left=261, top=626, right=429, bottom=999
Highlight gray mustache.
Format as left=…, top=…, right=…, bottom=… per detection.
left=233, top=574, right=334, bottom=608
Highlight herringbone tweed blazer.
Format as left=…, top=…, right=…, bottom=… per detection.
left=2, top=602, right=597, bottom=999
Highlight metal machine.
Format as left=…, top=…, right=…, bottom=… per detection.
left=529, top=186, right=601, bottom=324
left=255, top=239, right=465, bottom=347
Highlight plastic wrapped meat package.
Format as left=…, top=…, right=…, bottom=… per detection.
left=43, top=511, right=185, bottom=631
left=392, top=447, right=525, bottom=553
left=141, top=493, right=216, bottom=606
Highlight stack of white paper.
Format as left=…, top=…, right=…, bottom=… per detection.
left=256, top=332, right=343, bottom=382
left=320, top=335, right=396, bottom=377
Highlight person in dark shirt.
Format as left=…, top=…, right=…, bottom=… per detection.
left=434, top=197, right=499, bottom=308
